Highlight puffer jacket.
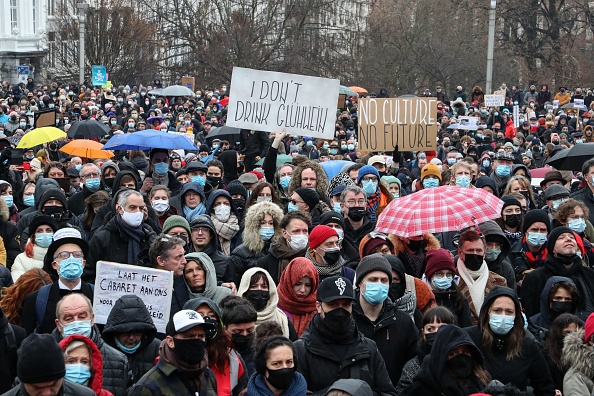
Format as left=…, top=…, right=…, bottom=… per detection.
left=11, top=244, right=47, bottom=282
left=52, top=325, right=130, bottom=396
left=187, top=214, right=233, bottom=283
left=101, top=295, right=160, bottom=385
left=561, top=328, right=594, bottom=396
left=2, top=380, right=96, bottom=396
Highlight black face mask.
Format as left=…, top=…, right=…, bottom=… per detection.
left=207, top=176, right=221, bottom=187
left=43, top=205, right=64, bottom=220
left=322, top=307, right=352, bottom=331
left=172, top=338, right=206, bottom=365
left=232, top=198, right=246, bottom=213
left=266, top=367, right=296, bottom=390
left=448, top=354, right=473, bottom=378
left=49, top=143, right=58, bottom=151
left=104, top=177, right=115, bottom=188
left=378, top=171, right=387, bottom=178
left=443, top=141, right=451, bottom=148
left=203, top=317, right=219, bottom=341
left=389, top=281, right=406, bottom=299
left=408, top=239, right=424, bottom=252
left=519, top=190, right=529, bottom=200
left=464, top=253, right=484, bottom=271
left=322, top=249, right=341, bottom=265
left=504, top=214, right=521, bottom=228
left=348, top=207, right=366, bottom=222
left=550, top=301, right=574, bottom=316
left=424, top=332, right=437, bottom=349
left=244, top=290, right=270, bottom=311
left=231, top=332, right=254, bottom=352
left=555, top=253, right=579, bottom=265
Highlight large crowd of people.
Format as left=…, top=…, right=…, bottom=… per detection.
left=0, top=79, right=593, bottom=395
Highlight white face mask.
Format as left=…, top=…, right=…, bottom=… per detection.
left=214, top=205, right=231, bottom=222
left=152, top=199, right=169, bottom=213
left=288, top=234, right=308, bottom=251
left=121, top=209, right=143, bottom=227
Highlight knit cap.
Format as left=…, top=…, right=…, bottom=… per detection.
left=500, top=195, right=521, bottom=211
left=309, top=225, right=338, bottom=249
left=424, top=248, right=455, bottom=280
left=356, top=165, right=380, bottom=184
left=522, top=209, right=551, bottom=234
left=226, top=179, right=248, bottom=199
left=546, top=226, right=575, bottom=253
left=294, top=187, right=319, bottom=210
left=163, top=215, right=191, bottom=236
left=17, top=333, right=66, bottom=383
left=355, top=254, right=392, bottom=286
left=421, top=163, right=442, bottom=181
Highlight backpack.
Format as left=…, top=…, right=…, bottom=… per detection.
left=34, top=284, right=94, bottom=333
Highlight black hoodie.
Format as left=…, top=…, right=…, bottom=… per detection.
left=0, top=308, right=26, bottom=394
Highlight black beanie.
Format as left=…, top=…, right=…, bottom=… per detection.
left=547, top=226, right=574, bottom=253
left=295, top=187, right=319, bottom=210
left=501, top=195, right=521, bottom=211
left=319, top=211, right=346, bottom=229
left=355, top=253, right=392, bottom=286
left=226, top=180, right=248, bottom=199
left=17, top=333, right=66, bottom=383
left=522, top=209, right=551, bottom=234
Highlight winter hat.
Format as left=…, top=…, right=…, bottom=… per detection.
left=199, top=144, right=210, bottom=153
left=500, top=195, right=521, bottom=211
left=522, top=209, right=551, bottom=234
left=29, top=157, right=42, bottom=170
left=356, top=165, right=380, bottom=184
left=226, top=180, right=248, bottom=199
left=585, top=313, right=594, bottom=342
left=294, top=187, right=319, bottom=210
left=162, top=215, right=191, bottom=236
left=319, top=211, right=346, bottom=229
left=28, top=215, right=58, bottom=236
left=17, top=333, right=66, bottom=383
left=355, top=254, right=392, bottom=286
left=424, top=248, right=455, bottom=280
left=546, top=226, right=574, bottom=253
left=361, top=234, right=393, bottom=257
left=420, top=163, right=442, bottom=181
left=309, top=225, right=338, bottom=249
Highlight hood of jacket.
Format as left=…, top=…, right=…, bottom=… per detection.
left=188, top=214, right=219, bottom=253
left=512, top=164, right=531, bottom=180
left=475, top=176, right=499, bottom=197
left=237, top=267, right=279, bottom=311
left=538, top=276, right=575, bottom=325
left=101, top=294, right=157, bottom=349
left=389, top=233, right=440, bottom=255
left=561, top=328, right=594, bottom=379
left=327, top=379, right=373, bottom=396
left=287, top=160, right=329, bottom=198
left=428, top=324, right=484, bottom=380
left=183, top=297, right=222, bottom=320
left=480, top=220, right=511, bottom=268
left=58, top=334, right=105, bottom=396
left=183, top=252, right=222, bottom=298
left=34, top=178, right=61, bottom=209
left=243, top=201, right=284, bottom=253
left=205, top=189, right=238, bottom=218
left=111, top=170, right=139, bottom=193
left=479, top=286, right=522, bottom=327
left=181, top=182, right=206, bottom=208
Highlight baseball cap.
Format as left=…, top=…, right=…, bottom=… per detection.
left=367, top=155, right=385, bottom=166
left=166, top=309, right=215, bottom=336
left=317, top=276, right=355, bottom=303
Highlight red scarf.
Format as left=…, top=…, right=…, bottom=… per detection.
left=522, top=236, right=548, bottom=269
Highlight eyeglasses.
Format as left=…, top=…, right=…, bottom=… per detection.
left=289, top=199, right=303, bottom=205
left=345, top=199, right=366, bottom=206
left=54, top=251, right=84, bottom=260
left=361, top=176, right=378, bottom=182
left=191, top=226, right=209, bottom=234
left=81, top=172, right=100, bottom=179
left=433, top=272, right=453, bottom=279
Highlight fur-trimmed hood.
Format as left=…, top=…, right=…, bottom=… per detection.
left=242, top=201, right=284, bottom=254
left=562, top=328, right=594, bottom=379
left=287, top=160, right=329, bottom=198
left=0, top=198, right=8, bottom=222
left=388, top=232, right=441, bottom=255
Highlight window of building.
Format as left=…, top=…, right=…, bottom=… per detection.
left=10, top=0, right=18, bottom=31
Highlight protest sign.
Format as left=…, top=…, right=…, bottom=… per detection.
left=358, top=98, right=438, bottom=151
left=456, top=116, right=480, bottom=131
left=170, top=131, right=195, bottom=144
left=574, top=98, right=585, bottom=109
left=227, top=67, right=339, bottom=139
left=485, top=94, right=505, bottom=107
left=182, top=76, right=195, bottom=91
left=513, top=105, right=519, bottom=128
left=92, top=65, right=107, bottom=86
left=93, top=261, right=173, bottom=333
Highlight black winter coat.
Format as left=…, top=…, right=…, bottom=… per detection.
left=230, top=242, right=269, bottom=286
left=1, top=380, right=96, bottom=396
left=0, top=309, right=25, bottom=394
left=570, top=187, right=594, bottom=226
left=0, top=266, right=11, bottom=290
left=0, top=220, right=19, bottom=269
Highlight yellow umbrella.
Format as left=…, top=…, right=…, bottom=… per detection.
left=16, top=127, right=66, bottom=149
left=59, top=139, right=114, bottom=159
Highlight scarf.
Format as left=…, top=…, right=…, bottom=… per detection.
left=246, top=371, right=308, bottom=396
left=115, top=215, right=144, bottom=265
left=366, top=188, right=381, bottom=222
left=305, top=249, right=344, bottom=277
left=522, top=236, right=548, bottom=269
left=457, top=258, right=489, bottom=315
left=159, top=339, right=207, bottom=392
left=211, top=213, right=240, bottom=255
left=403, top=248, right=425, bottom=278
left=183, top=203, right=206, bottom=222
left=152, top=172, right=169, bottom=188
left=312, top=314, right=357, bottom=344
left=277, top=257, right=319, bottom=337
left=396, top=290, right=417, bottom=319
left=271, top=238, right=306, bottom=275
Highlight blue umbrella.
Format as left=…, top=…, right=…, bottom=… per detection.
left=103, top=129, right=197, bottom=151
left=321, top=160, right=353, bottom=180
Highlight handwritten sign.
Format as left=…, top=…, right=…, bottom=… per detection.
left=227, top=67, right=339, bottom=139
left=170, top=131, right=195, bottom=144
left=93, top=261, right=173, bottom=333
left=575, top=98, right=585, bottom=109
left=456, top=116, right=480, bottom=131
left=485, top=94, right=505, bottom=107
left=358, top=98, right=438, bottom=151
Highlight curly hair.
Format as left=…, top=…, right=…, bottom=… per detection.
left=242, top=201, right=285, bottom=253
left=555, top=198, right=589, bottom=226
left=0, top=268, right=52, bottom=324
left=287, top=160, right=329, bottom=198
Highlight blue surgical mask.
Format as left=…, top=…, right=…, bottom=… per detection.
left=154, top=162, right=169, bottom=176
left=347, top=144, right=355, bottom=151
left=19, top=122, right=27, bottom=128
left=362, top=180, right=377, bottom=195
left=330, top=149, right=338, bottom=155
left=1, top=195, right=13, bottom=208
left=115, top=338, right=141, bottom=354
left=65, top=364, right=91, bottom=385
left=341, top=145, right=347, bottom=150
left=552, top=198, right=567, bottom=211
left=522, top=312, right=529, bottom=330
left=58, top=256, right=84, bottom=281
left=485, top=248, right=501, bottom=262
left=447, top=158, right=456, bottom=166
left=287, top=202, right=299, bottom=212
left=279, top=176, right=291, bottom=190
left=392, top=193, right=400, bottom=199
left=23, top=196, right=34, bottom=207
left=455, top=175, right=471, bottom=188
left=495, top=165, right=511, bottom=178
left=362, top=282, right=389, bottom=305
left=306, top=140, right=313, bottom=147
left=62, top=320, right=92, bottom=337
left=110, top=120, right=117, bottom=125
left=568, top=218, right=587, bottom=234
left=482, top=160, right=490, bottom=168
left=576, top=139, right=584, bottom=144
left=35, top=233, right=54, bottom=248
left=323, top=144, right=329, bottom=150
left=75, top=164, right=82, bottom=171
left=333, top=202, right=342, bottom=213
left=191, top=175, right=206, bottom=187
left=85, top=178, right=100, bottom=192
left=423, top=178, right=439, bottom=189
left=489, top=313, right=515, bottom=335
left=431, top=276, right=453, bottom=291
left=128, top=122, right=135, bottom=128
left=259, top=226, right=275, bottom=241
left=334, top=228, right=344, bottom=243
left=527, top=232, right=547, bottom=247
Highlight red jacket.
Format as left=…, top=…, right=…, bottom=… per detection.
left=505, top=120, right=516, bottom=139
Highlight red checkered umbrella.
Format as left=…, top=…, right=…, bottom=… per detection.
left=376, top=185, right=504, bottom=238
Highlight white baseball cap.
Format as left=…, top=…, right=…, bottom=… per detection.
left=166, top=309, right=213, bottom=335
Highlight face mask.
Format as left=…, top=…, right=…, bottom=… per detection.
left=154, top=162, right=169, bottom=176
left=494, top=112, right=499, bottom=117
left=432, top=276, right=453, bottom=290
left=504, top=213, right=521, bottom=228
left=550, top=301, right=574, bottom=316
left=341, top=145, right=347, bottom=150
left=266, top=367, right=296, bottom=390
left=392, top=193, right=400, bottom=199
left=423, top=178, right=439, bottom=189
left=330, top=149, right=338, bottom=155
left=362, top=180, right=377, bottom=195
left=191, top=175, right=206, bottom=187
left=287, top=202, right=299, bottom=212
left=279, top=175, right=291, bottom=189
left=322, top=144, right=329, bottom=150
left=323, top=307, right=352, bottom=329
left=485, top=248, right=501, bottom=262
left=231, top=332, right=254, bottom=351
left=288, top=234, right=308, bottom=251
left=85, top=178, right=100, bottom=192
left=334, top=228, right=344, bottom=243
left=448, top=354, right=473, bottom=378
left=244, top=290, right=270, bottom=311
left=527, top=232, right=547, bottom=247
left=185, top=120, right=191, bottom=125
left=62, top=320, right=92, bottom=337
left=321, top=247, right=341, bottom=265
left=203, top=317, right=219, bottom=341
left=463, top=253, right=483, bottom=271
left=121, top=210, right=143, bottom=227
left=232, top=198, right=245, bottom=212
left=495, top=165, right=511, bottom=178
left=455, top=175, right=471, bottom=188
left=19, top=122, right=26, bottom=128
left=347, top=144, right=355, bottom=151
left=25, top=154, right=34, bottom=160
left=259, top=226, right=275, bottom=241
left=424, top=332, right=437, bottom=349
left=576, top=139, right=583, bottom=144
left=568, top=218, right=587, bottom=234
left=489, top=313, right=515, bottom=335
left=58, top=256, right=84, bottom=280
left=173, top=338, right=206, bottom=365
left=306, top=140, right=313, bottom=147
left=1, top=195, right=13, bottom=208
left=446, top=158, right=456, bottom=166
left=347, top=207, right=366, bottom=222
left=128, top=122, right=135, bottom=128
left=552, top=198, right=567, bottom=211
left=165, top=121, right=170, bottom=127
left=65, top=364, right=91, bottom=385
left=73, top=164, right=82, bottom=172
left=390, top=281, right=406, bottom=299
left=362, top=282, right=389, bottom=305
left=152, top=200, right=170, bottom=213
left=115, top=338, right=141, bottom=354
left=23, top=196, right=34, bottom=207
left=214, top=205, right=231, bottom=222
left=330, top=202, right=341, bottom=214
left=256, top=196, right=272, bottom=203
left=35, top=233, right=54, bottom=248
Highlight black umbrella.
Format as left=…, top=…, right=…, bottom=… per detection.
left=67, top=119, right=111, bottom=139
left=546, top=143, right=594, bottom=171
left=206, top=126, right=241, bottom=139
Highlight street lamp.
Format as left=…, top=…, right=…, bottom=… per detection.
left=485, top=0, right=497, bottom=94
left=76, top=1, right=89, bottom=85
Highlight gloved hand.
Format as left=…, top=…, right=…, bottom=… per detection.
left=392, top=145, right=402, bottom=165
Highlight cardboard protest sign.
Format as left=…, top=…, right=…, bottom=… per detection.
left=358, top=98, right=438, bottom=151
left=485, top=94, right=505, bottom=107
left=93, top=261, right=173, bottom=333
left=227, top=67, right=339, bottom=139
